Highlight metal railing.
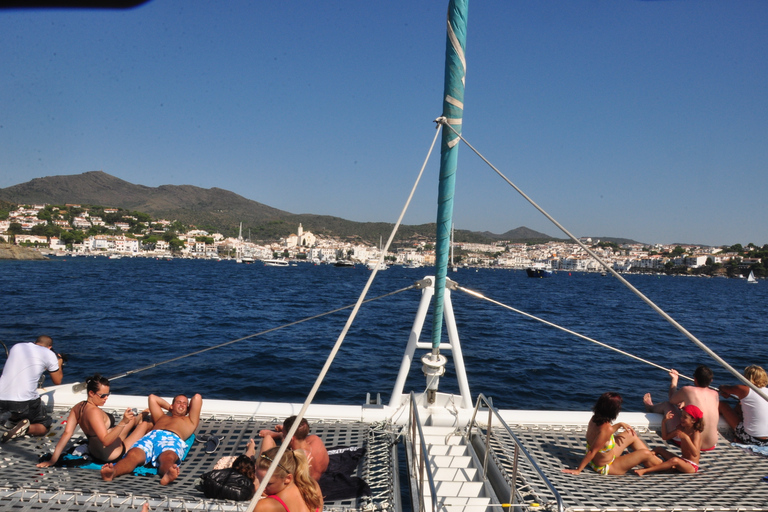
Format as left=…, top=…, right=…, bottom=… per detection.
left=409, top=392, right=438, bottom=512
left=466, top=394, right=564, bottom=512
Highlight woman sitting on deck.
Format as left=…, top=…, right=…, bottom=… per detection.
left=563, top=392, right=662, bottom=475
left=255, top=447, right=323, bottom=512
left=36, top=374, right=152, bottom=467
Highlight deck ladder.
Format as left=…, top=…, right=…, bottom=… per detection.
left=407, top=393, right=498, bottom=512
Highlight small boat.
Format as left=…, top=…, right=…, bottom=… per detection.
left=526, top=262, right=553, bottom=278
left=747, top=270, right=758, bottom=283
left=263, top=259, right=289, bottom=267
left=334, top=260, right=355, bottom=267
left=366, top=260, right=388, bottom=270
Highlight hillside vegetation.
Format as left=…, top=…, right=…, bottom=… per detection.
left=0, top=171, right=562, bottom=245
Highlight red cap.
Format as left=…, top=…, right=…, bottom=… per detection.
left=682, top=404, right=703, bottom=421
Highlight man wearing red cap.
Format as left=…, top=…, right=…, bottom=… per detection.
left=643, top=365, right=719, bottom=450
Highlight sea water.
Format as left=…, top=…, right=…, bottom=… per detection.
left=1, top=257, right=766, bottom=413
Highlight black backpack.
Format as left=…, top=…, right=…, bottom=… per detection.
left=200, top=468, right=255, bottom=501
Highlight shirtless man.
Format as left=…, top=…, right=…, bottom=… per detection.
left=256, top=415, right=328, bottom=481
left=643, top=365, right=719, bottom=451
left=101, top=393, right=202, bottom=485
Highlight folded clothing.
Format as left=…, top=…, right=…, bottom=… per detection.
left=317, top=445, right=371, bottom=501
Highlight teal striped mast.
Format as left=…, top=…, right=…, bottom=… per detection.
left=431, top=0, right=468, bottom=356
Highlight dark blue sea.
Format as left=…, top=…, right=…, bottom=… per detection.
left=1, top=257, right=766, bottom=413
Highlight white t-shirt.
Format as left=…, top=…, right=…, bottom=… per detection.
left=742, top=387, right=768, bottom=438
left=0, top=342, right=59, bottom=402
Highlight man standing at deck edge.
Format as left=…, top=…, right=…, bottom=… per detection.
left=0, top=335, right=63, bottom=442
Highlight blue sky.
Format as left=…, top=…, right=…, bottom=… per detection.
left=1, top=1, right=766, bottom=246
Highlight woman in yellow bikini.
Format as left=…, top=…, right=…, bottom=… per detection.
left=563, top=392, right=662, bottom=475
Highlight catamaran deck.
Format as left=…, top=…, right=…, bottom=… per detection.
left=0, top=409, right=399, bottom=512
left=476, top=421, right=768, bottom=512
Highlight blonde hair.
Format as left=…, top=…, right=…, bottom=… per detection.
left=258, top=447, right=321, bottom=510
left=745, top=365, right=768, bottom=388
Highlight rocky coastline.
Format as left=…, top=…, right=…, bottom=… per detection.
left=0, top=244, right=48, bottom=261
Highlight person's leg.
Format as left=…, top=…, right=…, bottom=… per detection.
left=124, top=420, right=152, bottom=447
left=719, top=401, right=740, bottom=429
left=635, top=458, right=675, bottom=476
left=615, top=430, right=652, bottom=453
left=610, top=449, right=663, bottom=475
left=101, top=447, right=146, bottom=481
left=643, top=394, right=669, bottom=414
left=26, top=398, right=52, bottom=437
left=157, top=450, right=180, bottom=485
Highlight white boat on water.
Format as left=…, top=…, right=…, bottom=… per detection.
left=263, top=259, right=289, bottom=267
left=3, top=2, right=768, bottom=512
left=748, top=270, right=758, bottom=284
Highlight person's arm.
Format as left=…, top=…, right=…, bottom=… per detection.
left=87, top=407, right=136, bottom=447
left=612, top=422, right=637, bottom=437
left=666, top=369, right=679, bottom=399
left=36, top=407, right=78, bottom=467
left=246, top=438, right=258, bottom=459
left=148, top=394, right=171, bottom=422
left=660, top=410, right=679, bottom=441
left=719, top=384, right=749, bottom=400
left=188, top=394, right=203, bottom=427
left=259, top=431, right=278, bottom=455
left=563, top=424, right=611, bottom=475
left=48, top=351, right=63, bottom=385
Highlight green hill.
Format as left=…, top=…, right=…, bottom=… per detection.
left=0, top=171, right=561, bottom=245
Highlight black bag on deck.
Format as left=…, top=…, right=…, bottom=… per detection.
left=200, top=468, right=255, bottom=501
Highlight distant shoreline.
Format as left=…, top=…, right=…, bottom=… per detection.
left=0, top=244, right=47, bottom=260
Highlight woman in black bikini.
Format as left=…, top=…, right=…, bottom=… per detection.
left=37, top=374, right=151, bottom=467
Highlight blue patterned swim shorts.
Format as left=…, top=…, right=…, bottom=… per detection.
left=132, top=429, right=187, bottom=467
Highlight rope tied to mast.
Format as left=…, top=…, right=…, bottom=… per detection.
left=441, top=120, right=768, bottom=403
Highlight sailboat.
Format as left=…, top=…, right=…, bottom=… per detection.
left=367, top=236, right=388, bottom=270
left=747, top=270, right=758, bottom=283
left=4, top=2, right=768, bottom=512
left=451, top=223, right=457, bottom=272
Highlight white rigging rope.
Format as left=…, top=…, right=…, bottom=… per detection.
left=456, top=284, right=700, bottom=385
left=70, top=287, right=414, bottom=393
left=438, top=118, right=768, bottom=403
left=246, top=124, right=444, bottom=512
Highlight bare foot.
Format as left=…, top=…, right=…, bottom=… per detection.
left=101, top=463, right=116, bottom=482
left=159, top=464, right=180, bottom=485
left=643, top=393, right=654, bottom=412
left=141, top=504, right=150, bottom=512
left=635, top=467, right=648, bottom=477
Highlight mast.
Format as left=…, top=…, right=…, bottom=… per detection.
left=425, top=0, right=468, bottom=402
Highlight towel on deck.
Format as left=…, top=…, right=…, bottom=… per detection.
left=317, top=445, right=371, bottom=501
left=732, top=442, right=768, bottom=457
left=50, top=434, right=195, bottom=475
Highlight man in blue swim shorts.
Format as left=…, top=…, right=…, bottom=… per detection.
left=101, top=393, right=202, bottom=485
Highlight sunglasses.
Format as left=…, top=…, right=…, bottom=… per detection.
left=98, top=393, right=110, bottom=399
left=260, top=453, right=289, bottom=473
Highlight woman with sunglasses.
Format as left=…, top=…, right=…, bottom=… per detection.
left=37, top=374, right=152, bottom=467
left=255, top=446, right=323, bottom=512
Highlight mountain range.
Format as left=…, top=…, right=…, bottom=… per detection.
left=0, top=171, right=603, bottom=245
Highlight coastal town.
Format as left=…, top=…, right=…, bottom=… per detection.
left=1, top=203, right=765, bottom=276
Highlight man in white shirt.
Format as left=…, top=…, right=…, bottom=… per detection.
left=0, top=335, right=63, bottom=442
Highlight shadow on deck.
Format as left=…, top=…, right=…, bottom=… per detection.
left=0, top=409, right=398, bottom=512
left=480, top=423, right=768, bottom=512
